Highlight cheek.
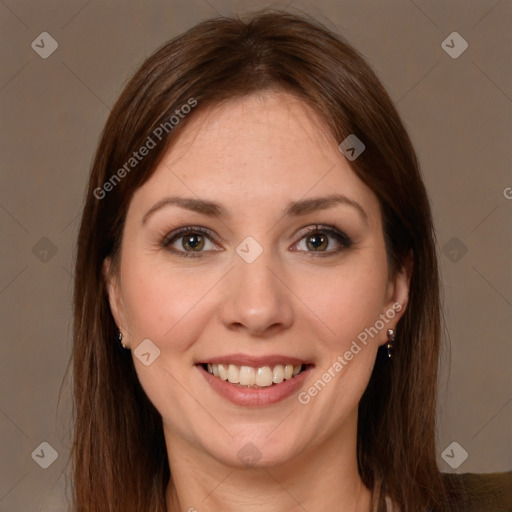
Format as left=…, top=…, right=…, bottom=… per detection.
left=296, top=253, right=389, bottom=347
left=120, top=257, right=216, bottom=350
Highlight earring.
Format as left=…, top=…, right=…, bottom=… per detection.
left=386, top=329, right=395, bottom=358
left=118, top=331, right=128, bottom=349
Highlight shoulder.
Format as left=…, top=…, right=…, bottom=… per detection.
left=441, top=470, right=512, bottom=511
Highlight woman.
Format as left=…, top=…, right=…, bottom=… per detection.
left=69, top=10, right=511, bottom=512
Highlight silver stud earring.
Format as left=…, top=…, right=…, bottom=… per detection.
left=118, top=331, right=127, bottom=349
left=386, top=329, right=395, bottom=359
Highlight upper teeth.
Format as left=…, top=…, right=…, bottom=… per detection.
left=206, top=363, right=303, bottom=387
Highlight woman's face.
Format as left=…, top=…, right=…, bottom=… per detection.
left=105, top=91, right=410, bottom=470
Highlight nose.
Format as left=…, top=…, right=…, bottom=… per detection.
left=219, top=250, right=294, bottom=337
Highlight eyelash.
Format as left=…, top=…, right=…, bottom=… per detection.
left=161, top=224, right=353, bottom=259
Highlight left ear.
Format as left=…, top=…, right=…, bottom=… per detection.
left=380, top=249, right=413, bottom=344
left=102, top=256, right=129, bottom=347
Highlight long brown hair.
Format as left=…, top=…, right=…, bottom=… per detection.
left=68, top=9, right=457, bottom=511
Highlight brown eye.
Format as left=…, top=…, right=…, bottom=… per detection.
left=182, top=233, right=205, bottom=251
left=162, top=226, right=220, bottom=258
left=292, top=225, right=353, bottom=255
left=305, top=232, right=328, bottom=251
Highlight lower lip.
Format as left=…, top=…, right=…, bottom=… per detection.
left=197, top=364, right=313, bottom=407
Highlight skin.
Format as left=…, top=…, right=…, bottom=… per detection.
left=104, top=91, right=411, bottom=512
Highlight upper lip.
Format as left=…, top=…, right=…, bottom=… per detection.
left=196, top=354, right=313, bottom=367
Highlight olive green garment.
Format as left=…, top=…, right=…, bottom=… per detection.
left=441, top=471, right=512, bottom=512
left=374, top=471, right=512, bottom=511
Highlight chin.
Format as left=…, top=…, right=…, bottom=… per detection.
left=201, top=431, right=305, bottom=469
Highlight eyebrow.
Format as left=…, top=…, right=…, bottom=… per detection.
left=142, top=194, right=368, bottom=225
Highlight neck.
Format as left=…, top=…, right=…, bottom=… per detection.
left=164, top=414, right=373, bottom=512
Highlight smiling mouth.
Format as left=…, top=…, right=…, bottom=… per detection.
left=199, top=363, right=311, bottom=388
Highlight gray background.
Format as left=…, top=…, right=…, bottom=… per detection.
left=0, top=0, right=510, bottom=510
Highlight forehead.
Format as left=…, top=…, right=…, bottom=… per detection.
left=165, top=91, right=337, bottom=170
left=129, top=91, right=380, bottom=222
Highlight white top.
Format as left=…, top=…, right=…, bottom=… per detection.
left=371, top=476, right=399, bottom=512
